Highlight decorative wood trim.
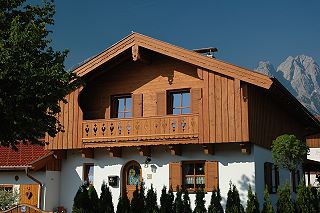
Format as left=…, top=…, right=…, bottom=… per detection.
left=203, top=144, right=214, bottom=155
left=137, top=146, right=151, bottom=157
left=107, top=147, right=122, bottom=158
left=53, top=150, right=67, bottom=159
left=81, top=148, right=94, bottom=158
left=169, top=145, right=181, bottom=156
left=132, top=45, right=140, bottom=61
left=240, top=143, right=251, bottom=155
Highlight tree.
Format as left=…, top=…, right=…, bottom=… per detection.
left=0, top=0, right=81, bottom=149
left=88, top=185, right=99, bottom=213
left=72, top=184, right=92, bottom=213
left=276, top=182, right=294, bottom=213
left=193, top=188, right=206, bottom=213
left=99, top=181, right=114, bottom=213
left=271, top=134, right=309, bottom=188
left=225, top=183, right=242, bottom=213
left=116, top=191, right=130, bottom=213
left=261, top=186, right=274, bottom=213
left=296, top=180, right=315, bottom=213
left=145, top=184, right=159, bottom=213
left=245, top=185, right=259, bottom=213
left=182, top=188, right=192, bottom=213
left=208, top=188, right=223, bottom=213
left=0, top=188, right=19, bottom=211
left=173, top=187, right=183, bottom=213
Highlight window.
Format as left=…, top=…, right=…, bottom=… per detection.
left=167, top=90, right=191, bottom=115
left=83, top=164, right=94, bottom=185
left=111, top=95, right=132, bottom=118
left=0, top=185, right=13, bottom=191
left=264, top=162, right=279, bottom=194
left=183, top=162, right=205, bottom=191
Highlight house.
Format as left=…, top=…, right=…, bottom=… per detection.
left=0, top=143, right=60, bottom=210
left=43, top=33, right=320, bottom=212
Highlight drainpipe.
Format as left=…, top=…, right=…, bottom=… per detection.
left=25, top=167, right=43, bottom=210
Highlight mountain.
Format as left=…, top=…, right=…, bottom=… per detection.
left=255, top=55, right=320, bottom=115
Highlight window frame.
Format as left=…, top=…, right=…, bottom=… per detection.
left=182, top=161, right=205, bottom=192
left=167, top=89, right=191, bottom=115
left=83, top=163, right=94, bottom=185
left=110, top=94, right=132, bottom=119
left=264, top=162, right=279, bottom=194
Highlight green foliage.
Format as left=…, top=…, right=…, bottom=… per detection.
left=116, top=191, right=130, bottom=213
left=0, top=188, right=19, bottom=211
left=193, top=188, right=206, bottom=213
left=160, top=185, right=174, bottom=213
left=296, top=181, right=315, bottom=213
left=146, top=184, right=159, bottom=213
left=131, top=182, right=146, bottom=213
left=130, top=185, right=140, bottom=213
left=99, top=181, right=114, bottom=213
left=245, top=185, right=259, bottom=213
left=271, top=134, right=309, bottom=172
left=208, top=188, right=223, bottom=213
left=72, top=184, right=92, bottom=213
left=261, top=186, right=274, bottom=213
left=173, top=187, right=183, bottom=213
left=0, top=0, right=81, bottom=149
left=276, top=182, right=294, bottom=213
left=226, top=183, right=242, bottom=213
left=182, top=188, right=192, bottom=213
left=88, top=185, right=99, bottom=213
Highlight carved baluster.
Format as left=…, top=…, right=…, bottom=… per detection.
left=126, top=123, right=132, bottom=135
left=110, top=123, right=114, bottom=135
left=118, top=122, right=122, bottom=135
left=181, top=117, right=187, bottom=132
left=85, top=124, right=90, bottom=137
left=171, top=119, right=176, bottom=132
left=101, top=123, right=106, bottom=136
left=93, top=124, right=98, bottom=136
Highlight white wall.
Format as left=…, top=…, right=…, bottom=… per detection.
left=59, top=144, right=256, bottom=212
left=306, top=148, right=320, bottom=186
left=43, top=171, right=61, bottom=211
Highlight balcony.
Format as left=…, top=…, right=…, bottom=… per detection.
left=82, top=114, right=199, bottom=143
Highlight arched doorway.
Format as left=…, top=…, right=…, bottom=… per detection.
left=122, top=160, right=142, bottom=200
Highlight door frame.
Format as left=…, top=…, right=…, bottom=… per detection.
left=122, top=160, right=142, bottom=198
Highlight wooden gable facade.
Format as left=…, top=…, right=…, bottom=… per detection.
left=45, top=33, right=320, bottom=152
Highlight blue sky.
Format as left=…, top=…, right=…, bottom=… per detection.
left=50, top=0, right=320, bottom=71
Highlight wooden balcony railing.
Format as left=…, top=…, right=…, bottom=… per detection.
left=82, top=114, right=199, bottom=143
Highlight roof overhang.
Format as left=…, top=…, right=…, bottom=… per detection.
left=304, top=159, right=320, bottom=171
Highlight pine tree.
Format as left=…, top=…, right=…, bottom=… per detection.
left=116, top=191, right=130, bottom=213
left=276, top=182, right=294, bottom=213
left=261, top=186, right=274, bottom=213
left=88, top=185, right=99, bottom=213
left=182, top=188, right=192, bottom=213
left=225, top=183, right=242, bottom=213
left=146, top=184, right=159, bottom=213
left=99, top=181, right=114, bottom=213
left=193, top=188, right=206, bottom=213
left=174, top=187, right=183, bottom=213
left=208, top=188, right=223, bottom=213
left=296, top=181, right=315, bottom=213
left=245, top=185, right=259, bottom=213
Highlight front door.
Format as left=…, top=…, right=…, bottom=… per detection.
left=122, top=161, right=142, bottom=200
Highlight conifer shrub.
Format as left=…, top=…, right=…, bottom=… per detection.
left=168, top=186, right=175, bottom=212
left=0, top=188, right=19, bottom=211
left=208, top=188, right=223, bottom=213
left=72, top=183, right=92, bottom=213
left=131, top=185, right=141, bottom=213
left=276, top=182, right=294, bottom=213
left=88, top=185, right=99, bottom=213
left=261, top=186, right=274, bottom=213
left=160, top=185, right=174, bottom=213
left=174, top=187, right=184, bottom=213
left=296, top=181, right=315, bottom=213
left=182, top=188, right=192, bottom=213
left=146, top=184, right=159, bottom=213
left=116, top=190, right=130, bottom=213
left=99, top=181, right=114, bottom=213
left=193, top=188, right=206, bottom=213
left=245, top=185, right=259, bottom=213
left=225, top=183, right=242, bottom=213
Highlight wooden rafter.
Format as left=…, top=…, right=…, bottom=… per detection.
left=168, top=145, right=181, bottom=156
left=137, top=146, right=151, bottom=157
left=81, top=148, right=94, bottom=158
left=107, top=147, right=122, bottom=158
left=203, top=144, right=214, bottom=155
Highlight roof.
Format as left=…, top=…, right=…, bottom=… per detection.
left=0, top=143, right=50, bottom=169
left=73, top=32, right=273, bottom=89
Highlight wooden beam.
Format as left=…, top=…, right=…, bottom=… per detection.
left=132, top=45, right=150, bottom=63
left=169, top=145, right=181, bottom=156
left=203, top=144, right=214, bottom=155
left=137, top=146, right=151, bottom=157
left=81, top=148, right=94, bottom=158
left=107, top=147, right=122, bottom=158
left=240, top=143, right=251, bottom=155
left=53, top=150, right=67, bottom=159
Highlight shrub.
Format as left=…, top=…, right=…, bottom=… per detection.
left=276, top=182, right=294, bottom=213
left=0, top=188, right=19, bottom=211
left=193, top=188, right=206, bottom=213
left=296, top=181, right=315, bottom=213
left=160, top=185, right=174, bottom=213
left=182, top=188, right=192, bottom=213
left=146, top=184, right=159, bottom=213
left=116, top=190, right=130, bottom=213
left=88, top=185, right=99, bottom=213
left=225, top=183, right=242, bottom=213
left=130, top=185, right=141, bottom=213
left=246, top=185, right=259, bottom=213
left=261, top=186, right=274, bottom=213
left=99, top=181, right=114, bottom=213
left=174, top=187, right=183, bottom=213
left=208, top=188, right=223, bottom=213
left=72, top=183, right=92, bottom=213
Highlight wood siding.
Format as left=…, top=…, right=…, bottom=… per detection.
left=19, top=184, right=39, bottom=207
left=248, top=85, right=305, bottom=148
left=306, top=134, right=320, bottom=148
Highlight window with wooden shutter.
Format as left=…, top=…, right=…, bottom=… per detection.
left=169, top=162, right=182, bottom=191
left=132, top=94, right=143, bottom=117
left=264, top=162, right=279, bottom=194
left=205, top=161, right=219, bottom=192
left=156, top=91, right=167, bottom=116
left=167, top=89, right=191, bottom=115
left=191, top=88, right=202, bottom=114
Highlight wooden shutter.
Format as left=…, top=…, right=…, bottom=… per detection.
left=132, top=94, right=143, bottom=117
left=205, top=161, right=218, bottom=192
left=169, top=162, right=182, bottom=191
left=264, top=162, right=272, bottom=193
left=191, top=88, right=202, bottom=114
left=156, top=91, right=167, bottom=116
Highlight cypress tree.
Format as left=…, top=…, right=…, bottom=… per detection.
left=160, top=186, right=168, bottom=213
left=193, top=188, right=206, bottom=213
left=174, top=187, right=183, bottom=213
left=88, top=185, right=99, bottom=213
left=296, top=181, right=315, bottom=213
left=226, top=183, right=242, bottom=213
left=261, top=186, right=274, bottom=213
left=245, top=185, right=259, bottom=213
left=116, top=191, right=130, bottom=213
left=182, top=188, right=192, bottom=213
left=139, top=181, right=146, bottom=213
left=168, top=186, right=175, bottom=212
left=72, top=184, right=92, bottom=213
left=276, top=182, right=294, bottom=213
left=146, top=184, right=159, bottom=213
left=208, top=188, right=223, bottom=213
left=99, top=181, right=114, bottom=213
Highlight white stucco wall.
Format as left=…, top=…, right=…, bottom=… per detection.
left=43, top=171, right=61, bottom=211
left=306, top=148, right=320, bottom=186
